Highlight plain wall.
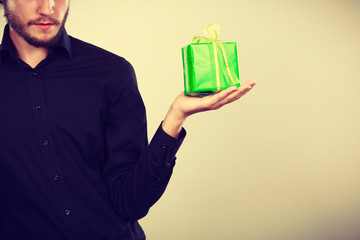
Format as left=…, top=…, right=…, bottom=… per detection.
left=1, top=0, right=360, bottom=239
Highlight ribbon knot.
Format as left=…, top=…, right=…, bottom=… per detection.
left=191, top=24, right=220, bottom=43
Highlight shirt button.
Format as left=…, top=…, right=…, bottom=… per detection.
left=64, top=209, right=71, bottom=216
left=53, top=174, right=59, bottom=181
left=161, top=144, right=166, bottom=149
left=35, top=105, right=42, bottom=110
left=32, top=72, right=38, bottom=76
left=43, top=140, right=49, bottom=146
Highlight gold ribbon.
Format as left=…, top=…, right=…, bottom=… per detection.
left=191, top=24, right=236, bottom=91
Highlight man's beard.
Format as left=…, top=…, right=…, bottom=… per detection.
left=3, top=2, right=69, bottom=48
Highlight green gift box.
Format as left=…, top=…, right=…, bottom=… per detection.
left=182, top=25, right=240, bottom=97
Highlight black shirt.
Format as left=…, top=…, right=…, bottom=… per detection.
left=0, top=24, right=185, bottom=240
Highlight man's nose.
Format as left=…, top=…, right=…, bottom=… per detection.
left=38, top=0, right=55, bottom=15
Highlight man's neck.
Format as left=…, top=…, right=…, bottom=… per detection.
left=9, top=28, right=49, bottom=69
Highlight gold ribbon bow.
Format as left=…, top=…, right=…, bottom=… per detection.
left=191, top=24, right=237, bottom=91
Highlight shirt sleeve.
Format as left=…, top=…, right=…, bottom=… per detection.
left=102, top=58, right=186, bottom=221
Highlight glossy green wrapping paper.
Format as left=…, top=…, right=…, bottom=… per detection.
left=182, top=42, right=240, bottom=96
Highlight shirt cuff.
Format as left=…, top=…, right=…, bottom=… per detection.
left=149, top=122, right=186, bottom=168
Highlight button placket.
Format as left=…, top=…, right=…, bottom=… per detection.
left=27, top=68, right=80, bottom=238
left=31, top=71, right=44, bottom=112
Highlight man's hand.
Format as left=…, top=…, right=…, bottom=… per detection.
left=162, top=80, right=256, bottom=138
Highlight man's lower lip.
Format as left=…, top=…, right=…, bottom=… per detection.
left=35, top=24, right=54, bottom=30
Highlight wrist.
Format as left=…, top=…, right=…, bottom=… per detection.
left=162, top=104, right=187, bottom=139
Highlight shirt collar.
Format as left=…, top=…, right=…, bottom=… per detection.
left=0, top=24, right=73, bottom=64
left=55, top=26, right=73, bottom=59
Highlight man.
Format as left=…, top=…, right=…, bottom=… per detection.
left=0, top=0, right=256, bottom=239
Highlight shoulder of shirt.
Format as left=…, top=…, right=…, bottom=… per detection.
left=68, top=35, right=133, bottom=70
left=66, top=36, right=138, bottom=91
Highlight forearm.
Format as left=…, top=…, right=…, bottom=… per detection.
left=104, top=123, right=186, bottom=221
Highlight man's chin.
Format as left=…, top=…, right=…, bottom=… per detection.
left=27, top=38, right=59, bottom=48
left=31, top=40, right=56, bottom=48
left=23, top=28, right=64, bottom=48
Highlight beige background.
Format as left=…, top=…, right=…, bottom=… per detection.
left=1, top=0, right=360, bottom=239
